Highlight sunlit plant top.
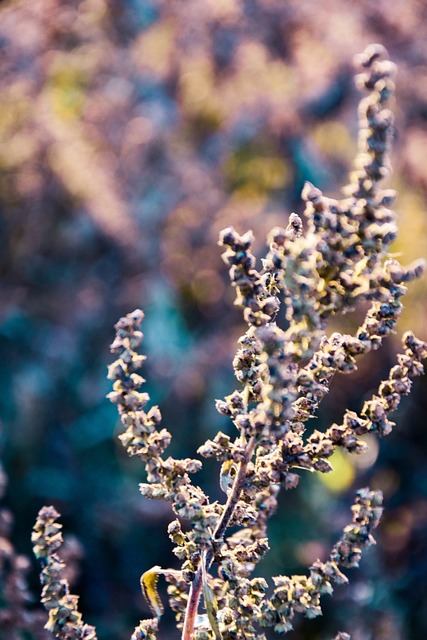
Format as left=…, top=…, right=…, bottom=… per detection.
left=33, top=44, right=426, bottom=640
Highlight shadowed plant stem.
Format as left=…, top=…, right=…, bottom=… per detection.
left=181, top=436, right=257, bottom=640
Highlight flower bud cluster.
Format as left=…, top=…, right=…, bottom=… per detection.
left=32, top=45, right=426, bottom=640
left=253, top=45, right=401, bottom=363
left=0, top=464, right=51, bottom=639
left=279, top=329, right=426, bottom=476
left=107, top=309, right=170, bottom=461
left=289, top=255, right=422, bottom=436
left=333, top=329, right=427, bottom=443
left=32, top=506, right=97, bottom=640
left=219, top=227, right=281, bottom=327
left=351, top=44, right=396, bottom=195
left=222, top=582, right=267, bottom=639
left=188, top=45, right=424, bottom=640
left=107, top=310, right=216, bottom=555
left=261, top=489, right=382, bottom=634
left=331, top=488, right=383, bottom=568
left=165, top=571, right=189, bottom=629
left=131, top=619, right=158, bottom=640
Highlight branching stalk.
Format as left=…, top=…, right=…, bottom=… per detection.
left=31, top=45, right=427, bottom=640
left=181, top=436, right=257, bottom=640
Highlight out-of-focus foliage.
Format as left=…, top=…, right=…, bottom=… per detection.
left=0, top=1, right=426, bottom=639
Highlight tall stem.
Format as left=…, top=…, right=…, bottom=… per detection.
left=180, top=436, right=256, bottom=640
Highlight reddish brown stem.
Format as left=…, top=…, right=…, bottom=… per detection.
left=180, top=436, right=256, bottom=640
left=181, top=568, right=203, bottom=640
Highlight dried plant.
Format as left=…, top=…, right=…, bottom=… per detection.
left=32, top=45, right=426, bottom=640
left=0, top=462, right=51, bottom=640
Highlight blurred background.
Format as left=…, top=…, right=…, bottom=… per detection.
left=0, top=1, right=426, bottom=639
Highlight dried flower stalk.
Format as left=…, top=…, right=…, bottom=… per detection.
left=32, top=45, right=426, bottom=640
left=0, top=463, right=51, bottom=640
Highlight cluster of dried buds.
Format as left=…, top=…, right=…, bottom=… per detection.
left=32, top=44, right=426, bottom=640
left=0, top=463, right=51, bottom=640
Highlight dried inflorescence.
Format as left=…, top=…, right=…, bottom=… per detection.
left=0, top=463, right=51, bottom=640
left=32, top=45, right=426, bottom=640
left=32, top=506, right=97, bottom=640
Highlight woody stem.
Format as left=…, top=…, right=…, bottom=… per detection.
left=180, top=436, right=256, bottom=640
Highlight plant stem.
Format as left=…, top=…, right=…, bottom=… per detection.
left=181, top=568, right=203, bottom=640
left=181, top=436, right=256, bottom=640
left=211, top=436, right=256, bottom=550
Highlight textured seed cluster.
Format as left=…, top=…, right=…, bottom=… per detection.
left=32, top=45, right=426, bottom=640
